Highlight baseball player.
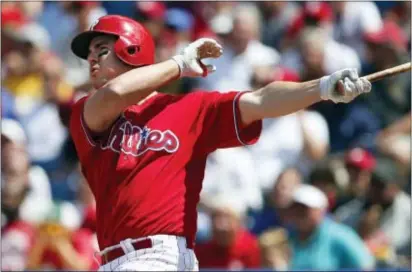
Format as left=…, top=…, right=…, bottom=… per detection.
left=69, top=15, right=371, bottom=271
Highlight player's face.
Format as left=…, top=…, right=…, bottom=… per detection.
left=87, top=35, right=130, bottom=89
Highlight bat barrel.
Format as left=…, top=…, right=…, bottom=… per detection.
left=363, top=62, right=411, bottom=83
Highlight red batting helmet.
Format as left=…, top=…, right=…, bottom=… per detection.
left=71, top=15, right=155, bottom=66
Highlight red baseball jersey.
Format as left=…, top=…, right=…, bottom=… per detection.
left=69, top=90, right=262, bottom=250
left=195, top=229, right=261, bottom=269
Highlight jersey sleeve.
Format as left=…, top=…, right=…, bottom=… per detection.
left=199, top=91, right=262, bottom=153
left=69, top=96, right=98, bottom=163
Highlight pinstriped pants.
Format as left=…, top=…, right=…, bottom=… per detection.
left=97, top=235, right=199, bottom=271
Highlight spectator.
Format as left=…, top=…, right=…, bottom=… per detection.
left=249, top=168, right=302, bottom=235
left=1, top=2, right=28, bottom=57
left=164, top=8, right=194, bottom=52
left=134, top=2, right=166, bottom=44
left=282, top=26, right=361, bottom=81
left=26, top=220, right=98, bottom=270
left=357, top=205, right=397, bottom=268
left=382, top=2, right=411, bottom=43
left=308, top=160, right=343, bottom=212
left=200, top=141, right=263, bottom=212
left=16, top=1, right=44, bottom=21
left=1, top=143, right=35, bottom=271
left=3, top=22, right=51, bottom=99
left=334, top=148, right=376, bottom=210
left=284, top=2, right=334, bottom=49
left=335, top=156, right=411, bottom=256
left=259, top=2, right=301, bottom=51
left=41, top=2, right=107, bottom=87
left=376, top=113, right=411, bottom=171
left=2, top=21, right=69, bottom=171
left=362, top=19, right=410, bottom=129
left=1, top=119, right=53, bottom=225
left=258, top=228, right=290, bottom=270
left=25, top=199, right=95, bottom=270
left=194, top=3, right=280, bottom=92
left=331, top=1, right=383, bottom=61
left=196, top=195, right=261, bottom=270
left=288, top=184, right=375, bottom=270
left=248, top=108, right=329, bottom=191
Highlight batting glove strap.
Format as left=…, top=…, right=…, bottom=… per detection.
left=319, top=68, right=372, bottom=103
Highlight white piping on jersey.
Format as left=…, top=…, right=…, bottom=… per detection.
left=80, top=112, right=96, bottom=147
left=233, top=91, right=250, bottom=146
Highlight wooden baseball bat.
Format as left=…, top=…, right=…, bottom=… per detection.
left=362, top=62, right=411, bottom=83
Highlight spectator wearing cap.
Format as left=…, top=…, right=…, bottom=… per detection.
left=1, top=3, right=28, bottom=57
left=249, top=168, right=302, bottom=236
left=334, top=148, right=376, bottom=210
left=134, top=2, right=166, bottom=43
left=285, top=2, right=334, bottom=47
left=308, top=160, right=344, bottom=212
left=331, top=1, right=383, bottom=62
left=288, top=184, right=375, bottom=270
left=157, top=7, right=195, bottom=68
left=196, top=195, right=261, bottom=270
left=361, top=19, right=411, bottom=133
left=336, top=156, right=411, bottom=257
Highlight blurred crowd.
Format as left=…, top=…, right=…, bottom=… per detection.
left=1, top=1, right=411, bottom=271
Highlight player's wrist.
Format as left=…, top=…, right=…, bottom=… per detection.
left=171, top=55, right=185, bottom=78
left=319, top=75, right=330, bottom=101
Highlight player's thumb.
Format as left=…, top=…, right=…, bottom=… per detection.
left=197, top=60, right=215, bottom=77
left=205, top=64, right=216, bottom=75
left=192, top=59, right=206, bottom=76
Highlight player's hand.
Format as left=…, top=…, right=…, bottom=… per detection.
left=172, top=38, right=223, bottom=78
left=319, top=68, right=372, bottom=103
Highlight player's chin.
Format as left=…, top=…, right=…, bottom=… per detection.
left=90, top=77, right=105, bottom=90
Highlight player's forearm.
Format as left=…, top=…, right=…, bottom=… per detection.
left=103, top=59, right=180, bottom=107
left=255, top=80, right=322, bottom=119
left=84, top=60, right=180, bottom=132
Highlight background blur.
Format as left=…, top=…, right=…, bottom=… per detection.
left=1, top=1, right=411, bottom=271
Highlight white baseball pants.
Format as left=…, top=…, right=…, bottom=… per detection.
left=96, top=235, right=199, bottom=271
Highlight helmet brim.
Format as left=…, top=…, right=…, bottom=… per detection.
left=71, top=31, right=105, bottom=60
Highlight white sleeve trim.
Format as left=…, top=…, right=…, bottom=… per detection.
left=232, top=92, right=252, bottom=146
left=80, top=110, right=96, bottom=147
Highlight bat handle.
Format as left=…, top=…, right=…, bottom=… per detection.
left=363, top=62, right=411, bottom=83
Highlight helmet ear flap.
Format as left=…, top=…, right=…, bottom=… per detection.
left=114, top=36, right=140, bottom=66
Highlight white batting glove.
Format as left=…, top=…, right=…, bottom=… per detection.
left=172, top=38, right=223, bottom=78
left=319, top=68, right=372, bottom=103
